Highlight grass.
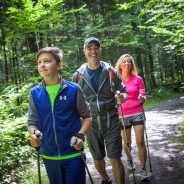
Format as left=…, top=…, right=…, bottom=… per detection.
left=174, top=113, right=184, bottom=145
left=19, top=158, right=49, bottom=184
left=144, top=89, right=182, bottom=110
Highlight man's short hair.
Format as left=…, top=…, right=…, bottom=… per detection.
left=36, top=47, right=63, bottom=63
left=84, top=37, right=100, bottom=48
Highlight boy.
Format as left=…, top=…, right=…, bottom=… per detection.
left=28, top=47, right=91, bottom=184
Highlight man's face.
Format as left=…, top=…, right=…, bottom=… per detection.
left=83, top=42, right=102, bottom=62
left=37, top=53, right=62, bottom=79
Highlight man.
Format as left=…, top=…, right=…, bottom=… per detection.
left=28, top=47, right=92, bottom=184
left=73, top=37, right=127, bottom=184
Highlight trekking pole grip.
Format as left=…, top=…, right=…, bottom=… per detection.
left=116, top=90, right=121, bottom=106
left=34, top=129, right=42, bottom=150
left=35, top=129, right=42, bottom=138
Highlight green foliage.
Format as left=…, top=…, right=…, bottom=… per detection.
left=1, top=0, right=184, bottom=92
left=173, top=113, right=184, bottom=145
left=144, top=88, right=182, bottom=110
left=148, top=87, right=178, bottom=99
left=19, top=159, right=49, bottom=184
left=0, top=115, right=33, bottom=183
left=117, top=0, right=184, bottom=54
left=180, top=114, right=184, bottom=132
left=0, top=83, right=34, bottom=183
left=141, top=0, right=184, bottom=54
left=7, top=0, right=64, bottom=33
left=0, top=0, right=183, bottom=182
left=177, top=113, right=184, bottom=145
left=0, top=83, right=33, bottom=120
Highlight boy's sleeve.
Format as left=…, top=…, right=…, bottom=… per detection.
left=76, top=85, right=91, bottom=119
left=27, top=92, right=38, bottom=130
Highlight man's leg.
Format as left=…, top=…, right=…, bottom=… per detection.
left=86, top=120, right=108, bottom=181
left=110, top=158, right=125, bottom=184
left=105, top=118, right=124, bottom=183
left=94, top=159, right=109, bottom=181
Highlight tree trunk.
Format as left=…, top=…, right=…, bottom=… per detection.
left=157, top=49, right=164, bottom=86
left=2, top=28, right=9, bottom=83
left=144, top=30, right=157, bottom=89
left=12, top=46, right=18, bottom=85
left=147, top=41, right=157, bottom=88
left=27, top=32, right=38, bottom=52
left=74, top=0, right=83, bottom=63
left=135, top=48, right=145, bottom=80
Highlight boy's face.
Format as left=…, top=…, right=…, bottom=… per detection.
left=83, top=42, right=102, bottom=62
left=37, top=53, right=63, bottom=79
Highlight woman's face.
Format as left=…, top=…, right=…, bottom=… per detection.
left=119, top=57, right=132, bottom=74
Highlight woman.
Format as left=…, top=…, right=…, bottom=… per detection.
left=115, top=54, right=149, bottom=181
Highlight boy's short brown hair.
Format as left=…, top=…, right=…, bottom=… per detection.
left=36, top=47, right=63, bottom=64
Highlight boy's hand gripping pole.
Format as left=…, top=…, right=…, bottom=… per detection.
left=70, top=136, right=94, bottom=184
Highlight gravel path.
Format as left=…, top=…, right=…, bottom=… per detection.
left=86, top=96, right=184, bottom=184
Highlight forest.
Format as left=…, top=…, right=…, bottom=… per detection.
left=0, top=0, right=183, bottom=183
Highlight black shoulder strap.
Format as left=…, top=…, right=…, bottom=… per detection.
left=76, top=71, right=82, bottom=83
left=109, top=68, right=115, bottom=93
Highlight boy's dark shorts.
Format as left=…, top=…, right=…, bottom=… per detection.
left=86, top=116, right=122, bottom=160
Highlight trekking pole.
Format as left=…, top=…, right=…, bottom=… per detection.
left=142, top=104, right=153, bottom=173
left=70, top=136, right=94, bottom=184
left=34, top=130, right=42, bottom=184
left=116, top=91, right=137, bottom=184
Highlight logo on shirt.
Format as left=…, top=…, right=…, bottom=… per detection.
left=60, top=96, right=67, bottom=101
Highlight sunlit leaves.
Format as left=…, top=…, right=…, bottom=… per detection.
left=116, top=0, right=144, bottom=11
left=116, top=0, right=184, bottom=54
left=0, top=83, right=33, bottom=183
left=142, top=0, right=184, bottom=53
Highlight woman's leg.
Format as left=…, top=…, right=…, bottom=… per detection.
left=134, top=125, right=147, bottom=169
left=121, top=128, right=132, bottom=160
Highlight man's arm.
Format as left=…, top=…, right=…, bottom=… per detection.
left=113, top=69, right=128, bottom=104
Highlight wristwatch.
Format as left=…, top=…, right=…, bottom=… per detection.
left=75, top=133, right=85, bottom=142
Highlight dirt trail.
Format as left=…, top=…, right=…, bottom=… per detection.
left=86, top=96, right=184, bottom=184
